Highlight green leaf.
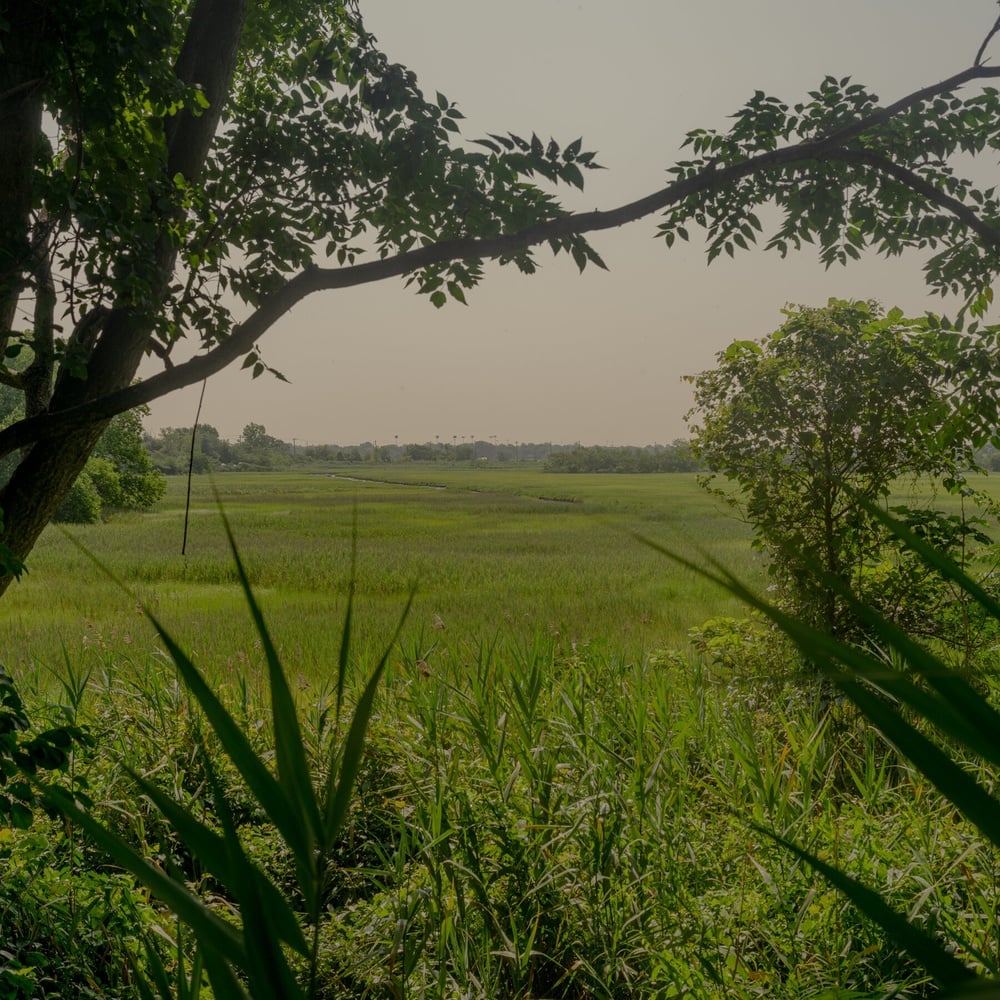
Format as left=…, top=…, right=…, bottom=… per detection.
left=324, top=585, right=415, bottom=849
left=41, top=783, right=247, bottom=967
left=761, top=827, right=976, bottom=989
left=215, top=509, right=324, bottom=908
left=202, top=754, right=306, bottom=1000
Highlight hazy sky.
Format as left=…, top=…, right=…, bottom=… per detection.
left=145, top=1, right=1000, bottom=447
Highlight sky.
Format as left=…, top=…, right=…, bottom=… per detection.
left=144, top=1, right=1000, bottom=448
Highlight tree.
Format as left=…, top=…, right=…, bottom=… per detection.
left=145, top=423, right=232, bottom=473
left=92, top=407, right=167, bottom=510
left=237, top=422, right=282, bottom=452
left=52, top=409, right=165, bottom=522
left=5, top=3, right=1000, bottom=589
left=686, top=299, right=993, bottom=638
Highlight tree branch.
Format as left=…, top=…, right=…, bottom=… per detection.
left=823, top=148, right=1000, bottom=254
left=4, top=60, right=1000, bottom=458
left=166, top=0, right=249, bottom=183
left=975, top=14, right=1000, bottom=67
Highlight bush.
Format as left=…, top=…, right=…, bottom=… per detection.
left=84, top=455, right=123, bottom=509
left=52, top=471, right=103, bottom=524
left=0, top=823, right=154, bottom=998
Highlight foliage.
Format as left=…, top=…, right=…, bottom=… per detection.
left=657, top=67, right=1000, bottom=312
left=53, top=411, right=167, bottom=522
left=145, top=424, right=235, bottom=474
left=544, top=440, right=699, bottom=473
left=93, top=408, right=167, bottom=510
left=1, top=365, right=164, bottom=521
left=686, top=299, right=995, bottom=641
left=10, top=468, right=1000, bottom=997
left=142, top=429, right=577, bottom=473
left=5, top=7, right=1000, bottom=578
left=44, top=519, right=413, bottom=998
left=27, top=595, right=1000, bottom=999
left=660, top=501, right=1000, bottom=997
left=53, top=468, right=104, bottom=524
left=0, top=823, right=153, bottom=999
left=0, top=667, right=89, bottom=829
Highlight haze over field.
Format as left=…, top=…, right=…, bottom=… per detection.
left=145, top=2, right=999, bottom=448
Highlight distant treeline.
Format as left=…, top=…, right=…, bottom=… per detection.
left=543, top=442, right=699, bottom=473
left=144, top=423, right=651, bottom=473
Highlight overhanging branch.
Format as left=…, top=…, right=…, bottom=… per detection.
left=4, top=62, right=1000, bottom=458
left=824, top=148, right=1000, bottom=255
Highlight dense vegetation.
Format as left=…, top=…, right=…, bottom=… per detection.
left=543, top=442, right=698, bottom=474
left=142, top=425, right=660, bottom=474
left=8, top=4, right=1000, bottom=996
left=5, top=470, right=1000, bottom=997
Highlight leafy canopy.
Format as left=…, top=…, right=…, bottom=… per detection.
left=686, top=299, right=996, bottom=635
left=5, top=5, right=1000, bottom=579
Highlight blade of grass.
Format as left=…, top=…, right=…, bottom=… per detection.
left=40, top=782, right=247, bottom=968
left=761, top=827, right=976, bottom=989
left=336, top=506, right=359, bottom=724
left=202, top=752, right=306, bottom=1000
left=323, top=584, right=416, bottom=849
left=216, top=505, right=323, bottom=851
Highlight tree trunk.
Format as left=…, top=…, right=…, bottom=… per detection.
left=0, top=0, right=248, bottom=595
left=0, top=1, right=47, bottom=347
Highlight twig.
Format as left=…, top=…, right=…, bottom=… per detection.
left=975, top=14, right=1000, bottom=67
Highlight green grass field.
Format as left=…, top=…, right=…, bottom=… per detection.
left=7, top=467, right=1000, bottom=998
left=5, top=468, right=762, bottom=684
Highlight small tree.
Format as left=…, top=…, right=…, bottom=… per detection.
left=92, top=407, right=167, bottom=510
left=53, top=410, right=165, bottom=523
left=686, top=299, right=989, bottom=639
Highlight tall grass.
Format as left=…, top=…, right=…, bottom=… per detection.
left=7, top=472, right=1000, bottom=996
left=687, top=500, right=1000, bottom=997
left=40, top=515, right=414, bottom=998
left=11, top=600, right=999, bottom=997
left=5, top=471, right=759, bottom=684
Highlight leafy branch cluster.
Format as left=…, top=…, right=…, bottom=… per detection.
left=0, top=668, right=90, bottom=829
left=659, top=75, right=1000, bottom=310
left=5, top=4, right=1000, bottom=586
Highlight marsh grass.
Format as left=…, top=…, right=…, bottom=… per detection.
left=10, top=595, right=1000, bottom=998
left=7, top=470, right=1000, bottom=996
left=5, top=471, right=759, bottom=684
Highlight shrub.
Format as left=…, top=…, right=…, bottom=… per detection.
left=85, top=455, right=124, bottom=509
left=0, top=823, right=154, bottom=999
left=53, top=471, right=103, bottom=524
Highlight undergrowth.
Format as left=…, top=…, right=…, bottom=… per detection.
left=4, top=620, right=996, bottom=998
